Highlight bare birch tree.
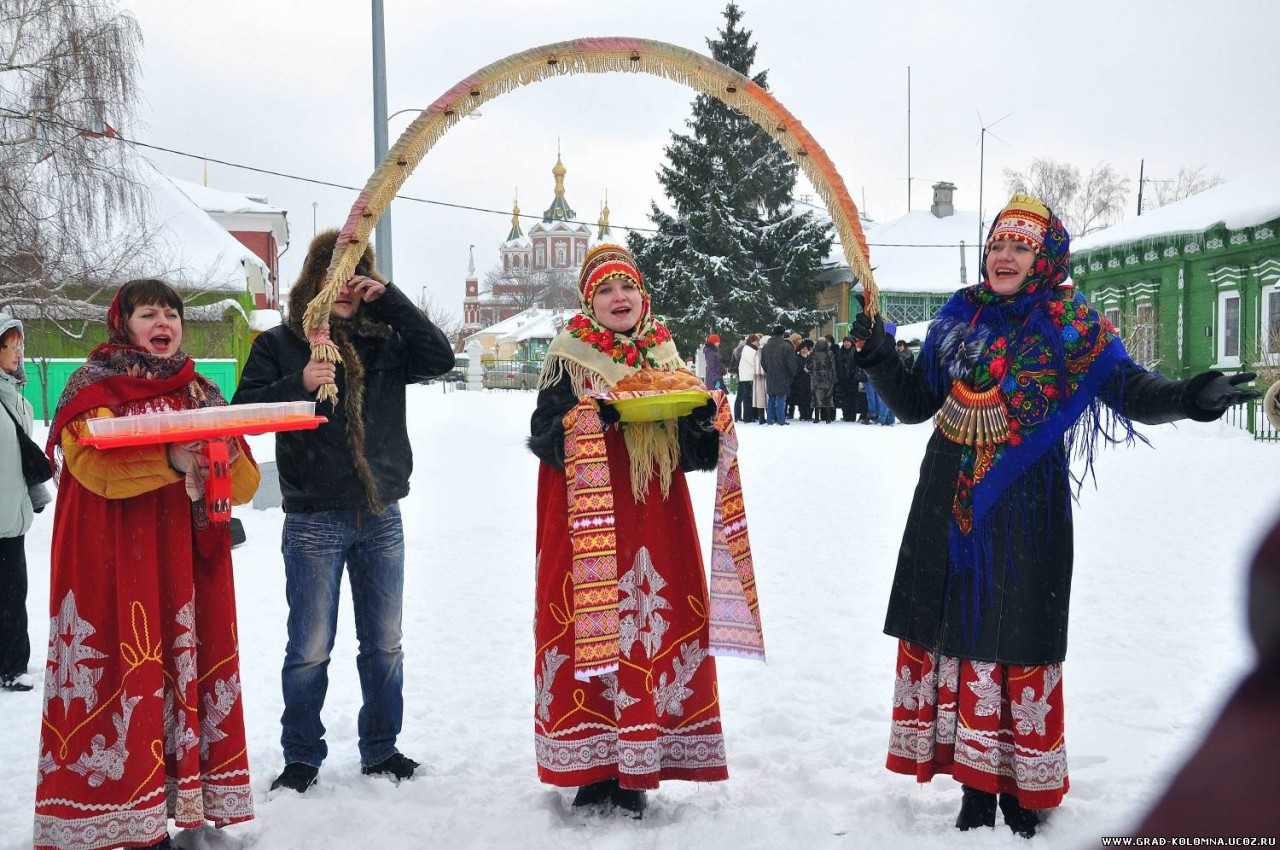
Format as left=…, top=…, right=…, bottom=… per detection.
left=1147, top=165, right=1225, bottom=210
left=415, top=288, right=463, bottom=346
left=1, top=0, right=146, bottom=300
left=482, top=265, right=575, bottom=313
left=1004, top=157, right=1130, bottom=236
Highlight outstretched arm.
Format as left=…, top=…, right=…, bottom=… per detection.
left=1119, top=367, right=1260, bottom=425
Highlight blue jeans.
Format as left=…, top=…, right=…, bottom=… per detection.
left=766, top=394, right=788, bottom=424
left=281, top=503, right=406, bottom=767
left=866, top=383, right=896, bottom=425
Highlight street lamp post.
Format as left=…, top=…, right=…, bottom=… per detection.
left=311, top=202, right=317, bottom=238
left=371, top=0, right=393, bottom=279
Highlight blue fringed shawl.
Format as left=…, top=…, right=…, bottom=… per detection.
left=918, top=217, right=1146, bottom=644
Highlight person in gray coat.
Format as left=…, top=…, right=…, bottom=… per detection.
left=809, top=337, right=837, bottom=422
left=759, top=325, right=798, bottom=425
left=0, top=313, right=52, bottom=691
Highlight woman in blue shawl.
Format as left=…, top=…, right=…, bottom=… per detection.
left=851, top=194, right=1259, bottom=837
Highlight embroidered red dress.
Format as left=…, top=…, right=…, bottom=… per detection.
left=529, top=245, right=764, bottom=793
left=34, top=348, right=258, bottom=850
left=533, top=426, right=728, bottom=789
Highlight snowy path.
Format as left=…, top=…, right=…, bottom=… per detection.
left=2, top=387, right=1276, bottom=849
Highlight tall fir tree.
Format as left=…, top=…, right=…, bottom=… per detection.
left=627, top=2, right=833, bottom=356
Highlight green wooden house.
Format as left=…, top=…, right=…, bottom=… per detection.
left=1070, top=166, right=1280, bottom=381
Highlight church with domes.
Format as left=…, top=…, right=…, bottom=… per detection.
left=461, top=152, right=613, bottom=336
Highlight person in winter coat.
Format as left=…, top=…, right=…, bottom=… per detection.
left=703, top=333, right=726, bottom=391
left=527, top=244, right=764, bottom=818
left=788, top=339, right=813, bottom=421
left=896, top=339, right=916, bottom=371
left=809, top=337, right=837, bottom=423
left=751, top=332, right=768, bottom=418
left=232, top=229, right=455, bottom=794
left=36, top=279, right=261, bottom=850
left=850, top=194, right=1261, bottom=838
left=0, top=315, right=51, bottom=692
left=734, top=334, right=760, bottom=422
left=834, top=336, right=862, bottom=422
left=760, top=325, right=798, bottom=425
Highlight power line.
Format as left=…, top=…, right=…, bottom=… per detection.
left=5, top=109, right=976, bottom=251
left=125, top=138, right=667, bottom=234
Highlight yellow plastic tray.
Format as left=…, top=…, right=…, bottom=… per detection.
left=606, top=389, right=712, bottom=423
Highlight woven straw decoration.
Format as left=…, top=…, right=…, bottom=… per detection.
left=306, top=37, right=879, bottom=404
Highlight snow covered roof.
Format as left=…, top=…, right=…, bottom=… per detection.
left=136, top=158, right=271, bottom=292
left=529, top=219, right=589, bottom=235
left=171, top=178, right=290, bottom=246
left=67, top=145, right=271, bottom=294
left=170, top=178, right=283, bottom=216
left=494, top=309, right=579, bottom=343
left=186, top=298, right=248, bottom=323
left=249, top=309, right=283, bottom=332
left=856, top=210, right=983, bottom=294
left=1073, top=163, right=1280, bottom=253
left=467, top=306, right=547, bottom=337
left=894, top=319, right=933, bottom=345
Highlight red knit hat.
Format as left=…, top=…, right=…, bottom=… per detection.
left=706, top=333, right=721, bottom=345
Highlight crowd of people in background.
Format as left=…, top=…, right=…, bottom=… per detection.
left=720, top=327, right=916, bottom=426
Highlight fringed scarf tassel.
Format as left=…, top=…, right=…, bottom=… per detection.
left=1065, top=362, right=1149, bottom=496
left=623, top=420, right=681, bottom=503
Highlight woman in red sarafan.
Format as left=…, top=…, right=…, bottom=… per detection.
left=34, top=279, right=259, bottom=850
left=527, top=245, right=764, bottom=819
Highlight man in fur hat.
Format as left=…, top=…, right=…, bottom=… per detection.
left=233, top=229, right=454, bottom=793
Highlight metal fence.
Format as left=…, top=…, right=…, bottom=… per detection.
left=1222, top=397, right=1280, bottom=443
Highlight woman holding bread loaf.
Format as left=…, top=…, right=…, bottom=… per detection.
left=527, top=245, right=750, bottom=819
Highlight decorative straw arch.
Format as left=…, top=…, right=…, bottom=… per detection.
left=306, top=37, right=878, bottom=403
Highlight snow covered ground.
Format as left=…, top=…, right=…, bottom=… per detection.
left=2, top=387, right=1277, bottom=850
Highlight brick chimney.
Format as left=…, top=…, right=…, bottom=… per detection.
left=931, top=181, right=956, bottom=218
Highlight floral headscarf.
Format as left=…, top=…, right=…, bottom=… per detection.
left=540, top=244, right=683, bottom=395
left=46, top=286, right=222, bottom=462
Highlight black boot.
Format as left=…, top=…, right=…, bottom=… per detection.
left=955, top=785, right=996, bottom=830
left=572, top=779, right=616, bottom=807
left=999, top=792, right=1040, bottom=838
left=610, top=785, right=648, bottom=819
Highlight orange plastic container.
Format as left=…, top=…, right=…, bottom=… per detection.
left=78, top=402, right=327, bottom=522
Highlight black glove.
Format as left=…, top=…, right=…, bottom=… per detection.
left=1195, top=371, right=1261, bottom=412
left=850, top=312, right=888, bottom=351
left=688, top=399, right=717, bottom=431
left=595, top=398, right=621, bottom=426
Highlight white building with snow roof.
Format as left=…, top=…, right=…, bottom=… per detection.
left=817, top=181, right=981, bottom=338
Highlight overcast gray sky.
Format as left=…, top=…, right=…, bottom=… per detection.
left=119, top=0, right=1280, bottom=318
